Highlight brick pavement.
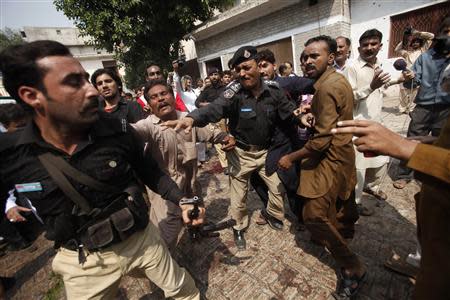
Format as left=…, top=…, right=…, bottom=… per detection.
left=2, top=93, right=421, bottom=299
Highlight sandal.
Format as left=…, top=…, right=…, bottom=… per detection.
left=393, top=179, right=408, bottom=189
left=363, top=188, right=387, bottom=201
left=332, top=269, right=367, bottom=299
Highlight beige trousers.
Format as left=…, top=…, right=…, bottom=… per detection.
left=399, top=87, right=418, bottom=113
left=52, top=223, right=199, bottom=300
left=214, top=143, right=228, bottom=168
left=227, top=147, right=285, bottom=230
left=355, top=164, right=387, bottom=204
left=146, top=187, right=182, bottom=251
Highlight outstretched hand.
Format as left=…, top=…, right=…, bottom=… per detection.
left=331, top=120, right=417, bottom=161
left=162, top=117, right=194, bottom=133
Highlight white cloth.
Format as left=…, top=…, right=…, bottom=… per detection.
left=344, top=56, right=388, bottom=169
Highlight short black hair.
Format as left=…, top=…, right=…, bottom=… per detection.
left=146, top=63, right=161, bottom=71
left=125, top=92, right=133, bottom=97
left=304, top=35, right=337, bottom=54
left=90, top=68, right=123, bottom=91
left=0, top=103, right=28, bottom=128
left=222, top=70, right=232, bottom=76
left=359, top=29, right=383, bottom=44
left=256, top=49, right=276, bottom=64
left=144, top=79, right=174, bottom=102
left=278, top=64, right=288, bottom=75
left=0, top=40, right=71, bottom=109
left=336, top=36, right=351, bottom=46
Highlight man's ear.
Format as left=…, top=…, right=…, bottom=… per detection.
left=17, top=86, right=43, bottom=109
left=328, top=52, right=336, bottom=65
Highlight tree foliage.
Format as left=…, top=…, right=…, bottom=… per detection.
left=54, top=0, right=234, bottom=88
left=0, top=28, right=24, bottom=53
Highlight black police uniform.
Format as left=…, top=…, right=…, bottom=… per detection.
left=250, top=76, right=314, bottom=223
left=189, top=80, right=296, bottom=147
left=99, top=97, right=147, bottom=123
left=275, top=75, right=315, bottom=104
left=0, top=117, right=183, bottom=249
left=194, top=82, right=225, bottom=108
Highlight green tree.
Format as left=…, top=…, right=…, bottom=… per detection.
left=54, top=0, right=234, bottom=89
left=0, top=28, right=24, bottom=52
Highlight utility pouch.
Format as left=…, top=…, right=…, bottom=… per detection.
left=86, top=218, right=114, bottom=248
left=110, top=207, right=135, bottom=241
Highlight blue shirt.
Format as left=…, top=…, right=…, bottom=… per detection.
left=412, top=48, right=450, bottom=106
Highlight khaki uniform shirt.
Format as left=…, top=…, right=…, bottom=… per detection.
left=298, top=68, right=356, bottom=199
left=344, top=56, right=389, bottom=169
left=132, top=112, right=225, bottom=198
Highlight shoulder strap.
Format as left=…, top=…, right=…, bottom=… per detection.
left=38, top=153, right=94, bottom=215
left=39, top=153, right=119, bottom=192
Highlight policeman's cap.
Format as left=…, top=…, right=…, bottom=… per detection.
left=229, top=46, right=257, bottom=69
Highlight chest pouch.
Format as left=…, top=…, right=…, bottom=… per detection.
left=38, top=153, right=148, bottom=251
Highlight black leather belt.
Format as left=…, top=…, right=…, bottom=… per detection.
left=235, top=140, right=267, bottom=152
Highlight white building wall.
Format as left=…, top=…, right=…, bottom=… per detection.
left=350, top=0, right=446, bottom=61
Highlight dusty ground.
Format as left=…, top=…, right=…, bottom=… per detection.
left=1, top=95, right=421, bottom=299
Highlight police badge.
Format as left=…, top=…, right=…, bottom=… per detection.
left=244, top=50, right=251, bottom=58
left=223, top=89, right=235, bottom=99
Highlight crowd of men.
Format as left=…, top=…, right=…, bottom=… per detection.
left=0, top=15, right=449, bottom=300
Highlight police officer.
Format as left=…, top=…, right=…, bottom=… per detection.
left=163, top=46, right=301, bottom=250
left=0, top=41, right=203, bottom=299
left=195, top=67, right=224, bottom=108
left=251, top=49, right=314, bottom=229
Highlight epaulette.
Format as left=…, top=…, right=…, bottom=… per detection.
left=223, top=80, right=242, bottom=99
left=264, top=80, right=280, bottom=89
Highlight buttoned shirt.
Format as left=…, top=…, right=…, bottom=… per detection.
left=0, top=117, right=183, bottom=245
left=189, top=80, right=297, bottom=147
left=132, top=112, right=226, bottom=197
left=344, top=56, right=389, bottom=169
left=412, top=48, right=450, bottom=106
left=298, top=68, right=356, bottom=199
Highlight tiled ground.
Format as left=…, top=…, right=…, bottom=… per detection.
left=2, top=95, right=420, bottom=300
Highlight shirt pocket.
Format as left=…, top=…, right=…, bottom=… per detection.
left=239, top=110, right=257, bottom=129
left=181, top=142, right=198, bottom=164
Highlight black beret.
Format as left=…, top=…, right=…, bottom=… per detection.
left=229, top=46, right=257, bottom=68
left=207, top=67, right=220, bottom=75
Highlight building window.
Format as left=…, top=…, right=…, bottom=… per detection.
left=20, top=31, right=26, bottom=38
left=56, top=29, right=62, bottom=35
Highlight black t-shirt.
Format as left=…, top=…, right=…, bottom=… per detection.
left=99, top=98, right=147, bottom=123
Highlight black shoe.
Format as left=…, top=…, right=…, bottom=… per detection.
left=233, top=229, right=246, bottom=250
left=261, top=209, right=284, bottom=231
